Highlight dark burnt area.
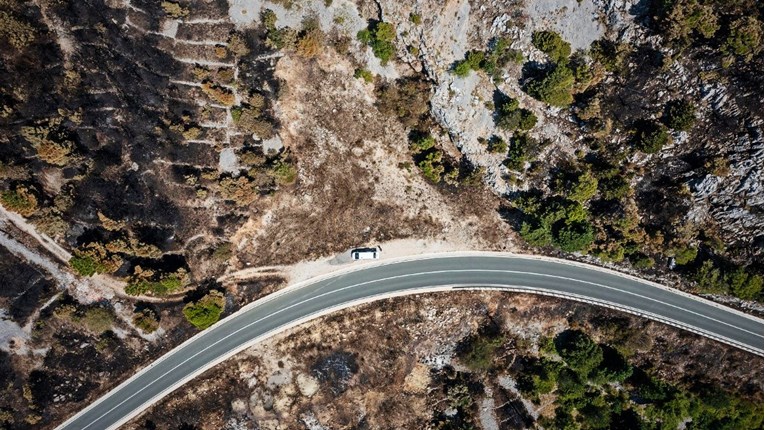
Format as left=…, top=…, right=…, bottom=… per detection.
left=1, top=0, right=280, bottom=287
left=0, top=248, right=57, bottom=324
left=311, top=351, right=360, bottom=396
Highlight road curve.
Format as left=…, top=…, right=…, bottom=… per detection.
left=57, top=254, right=764, bottom=430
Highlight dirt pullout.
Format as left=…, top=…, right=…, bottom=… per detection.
left=230, top=50, right=514, bottom=268
left=125, top=292, right=762, bottom=430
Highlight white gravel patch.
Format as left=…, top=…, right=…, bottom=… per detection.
left=219, top=147, right=241, bottom=174
left=524, top=0, right=605, bottom=51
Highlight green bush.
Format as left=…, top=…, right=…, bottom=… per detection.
left=82, top=307, right=115, bottom=334
left=503, top=134, right=546, bottom=171
left=520, top=221, right=553, bottom=247
left=409, top=134, right=435, bottom=153
left=671, top=246, right=697, bottom=265
left=271, top=160, right=297, bottom=185
left=486, top=136, right=508, bottom=154
left=1, top=186, right=38, bottom=217
left=409, top=12, right=422, bottom=25
left=358, top=21, right=397, bottom=65
left=452, top=50, right=484, bottom=77
left=553, top=221, right=594, bottom=252
left=133, top=308, right=160, bottom=333
left=590, top=39, right=628, bottom=73
left=480, top=37, right=523, bottom=81
left=723, top=17, right=763, bottom=61
left=630, top=254, right=655, bottom=269
left=418, top=151, right=445, bottom=183
left=353, top=68, right=374, bottom=83
left=460, top=333, right=505, bottom=371
left=70, top=255, right=101, bottom=277
left=633, top=120, right=669, bottom=154
left=567, top=170, right=598, bottom=203
left=183, top=291, right=226, bottom=330
left=664, top=100, right=696, bottom=131
left=495, top=97, right=537, bottom=132
left=125, top=275, right=184, bottom=296
left=532, top=30, right=571, bottom=63
left=555, top=330, right=603, bottom=377
left=525, top=63, right=575, bottom=107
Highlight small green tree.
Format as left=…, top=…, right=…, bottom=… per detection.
left=526, top=63, right=575, bottom=107
left=555, top=330, right=603, bottom=377
left=496, top=97, right=537, bottom=132
left=353, top=68, right=374, bottom=83
left=410, top=134, right=436, bottom=153
left=568, top=170, right=598, bottom=203
left=532, top=31, right=571, bottom=63
left=633, top=120, right=670, bottom=154
left=183, top=291, right=226, bottom=330
left=418, top=151, right=445, bottom=183
left=664, top=100, right=696, bottom=131
left=133, top=308, right=160, bottom=333
left=723, top=17, right=763, bottom=61
left=553, top=221, right=594, bottom=252
left=487, top=136, right=508, bottom=154
left=452, top=50, right=484, bottom=77
left=358, top=21, right=397, bottom=65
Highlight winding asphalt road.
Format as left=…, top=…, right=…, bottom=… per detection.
left=57, top=254, right=764, bottom=430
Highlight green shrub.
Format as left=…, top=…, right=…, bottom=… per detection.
left=460, top=333, right=505, bottom=371
left=353, top=68, right=374, bottom=83
left=495, top=97, right=537, bottom=132
left=358, top=21, right=397, bottom=65
left=671, top=246, right=697, bottom=265
left=480, top=37, right=523, bottom=80
left=1, top=186, right=38, bottom=217
left=125, top=275, right=184, bottom=296
left=418, top=151, right=445, bottom=183
left=453, top=61, right=472, bottom=77
left=723, top=17, right=763, bottom=61
left=727, top=267, right=763, bottom=301
left=82, top=307, right=115, bottom=334
left=503, top=134, right=546, bottom=170
left=452, top=50, right=484, bottom=77
left=133, top=308, right=160, bottom=333
left=555, top=330, right=603, bottom=377
left=590, top=39, right=628, bottom=73
left=183, top=291, right=226, bottom=330
left=261, top=9, right=277, bottom=30
left=664, top=100, right=696, bottom=131
left=630, top=254, right=655, bottom=269
left=487, top=136, right=508, bottom=154
left=663, top=1, right=719, bottom=45
left=525, top=63, right=575, bottom=107
left=271, top=160, right=297, bottom=185
left=553, top=221, right=594, bottom=252
left=532, top=30, right=571, bottom=63
left=70, top=243, right=122, bottom=276
left=70, top=255, right=100, bottom=277
left=409, top=13, right=422, bottom=25
left=519, top=221, right=553, bottom=246
left=567, top=170, right=598, bottom=203
left=409, top=134, right=435, bottom=153
left=633, top=120, right=669, bottom=153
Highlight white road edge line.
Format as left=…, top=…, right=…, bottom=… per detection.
left=74, top=282, right=763, bottom=430
left=56, top=256, right=765, bottom=430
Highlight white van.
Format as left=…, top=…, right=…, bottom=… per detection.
left=350, top=247, right=379, bottom=260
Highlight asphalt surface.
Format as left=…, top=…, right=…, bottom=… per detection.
left=57, top=255, right=764, bottom=430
